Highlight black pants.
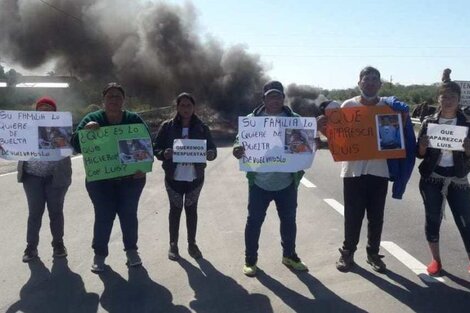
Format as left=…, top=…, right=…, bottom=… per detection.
left=23, top=174, right=69, bottom=248
left=343, top=175, right=388, bottom=255
left=165, top=177, right=204, bottom=245
left=419, top=177, right=470, bottom=253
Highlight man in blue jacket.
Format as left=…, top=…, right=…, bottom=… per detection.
left=320, top=67, right=414, bottom=274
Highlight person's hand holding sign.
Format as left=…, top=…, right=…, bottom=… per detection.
left=163, top=148, right=173, bottom=160
left=133, top=170, right=146, bottom=179
left=316, top=115, right=327, bottom=136
left=418, top=135, right=429, bottom=156
left=84, top=121, right=100, bottom=130
left=207, top=149, right=216, bottom=161
left=232, top=146, right=245, bottom=159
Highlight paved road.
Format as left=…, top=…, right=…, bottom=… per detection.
left=1, top=146, right=470, bottom=313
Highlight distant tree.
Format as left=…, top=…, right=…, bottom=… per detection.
left=6, top=69, right=20, bottom=87
left=0, top=65, right=6, bottom=79
left=379, top=82, right=437, bottom=106
left=327, top=87, right=359, bottom=102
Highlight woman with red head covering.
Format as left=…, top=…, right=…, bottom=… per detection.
left=18, top=97, right=72, bottom=262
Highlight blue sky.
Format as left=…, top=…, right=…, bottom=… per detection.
left=164, top=0, right=469, bottom=89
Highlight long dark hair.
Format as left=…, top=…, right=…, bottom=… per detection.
left=174, top=92, right=196, bottom=121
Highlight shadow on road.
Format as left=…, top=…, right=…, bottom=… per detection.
left=98, top=265, right=190, bottom=313
left=178, top=257, right=273, bottom=313
left=442, top=270, right=470, bottom=290
left=6, top=258, right=99, bottom=313
left=351, top=265, right=470, bottom=312
left=256, top=269, right=366, bottom=313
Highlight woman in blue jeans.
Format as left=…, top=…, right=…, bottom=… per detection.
left=72, top=83, right=148, bottom=273
left=417, top=69, right=470, bottom=276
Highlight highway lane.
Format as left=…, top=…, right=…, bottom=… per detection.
left=305, top=149, right=470, bottom=281
left=1, top=147, right=469, bottom=312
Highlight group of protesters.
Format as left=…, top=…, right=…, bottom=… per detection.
left=12, top=66, right=470, bottom=278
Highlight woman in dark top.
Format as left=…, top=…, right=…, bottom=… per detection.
left=72, top=83, right=148, bottom=273
left=417, top=69, right=470, bottom=276
left=154, top=93, right=217, bottom=260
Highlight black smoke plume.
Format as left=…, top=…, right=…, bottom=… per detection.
left=0, top=0, right=268, bottom=117
left=286, top=84, right=323, bottom=117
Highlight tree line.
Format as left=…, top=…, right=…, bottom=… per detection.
left=1, top=65, right=438, bottom=123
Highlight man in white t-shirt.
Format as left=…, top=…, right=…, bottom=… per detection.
left=335, top=66, right=391, bottom=273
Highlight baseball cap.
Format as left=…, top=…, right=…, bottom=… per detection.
left=263, top=80, right=284, bottom=97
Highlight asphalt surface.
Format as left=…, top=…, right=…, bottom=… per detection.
left=1, top=146, right=470, bottom=313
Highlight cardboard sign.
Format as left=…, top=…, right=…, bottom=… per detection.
left=238, top=116, right=316, bottom=172
left=325, top=106, right=406, bottom=161
left=427, top=124, right=468, bottom=151
left=173, top=139, right=207, bottom=163
left=0, top=110, right=73, bottom=161
left=79, top=124, right=153, bottom=181
left=455, top=81, right=470, bottom=107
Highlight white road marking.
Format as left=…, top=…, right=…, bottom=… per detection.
left=0, top=172, right=16, bottom=177
left=323, top=198, right=344, bottom=216
left=322, top=197, right=445, bottom=283
left=301, top=177, right=316, bottom=188
left=381, top=241, right=445, bottom=283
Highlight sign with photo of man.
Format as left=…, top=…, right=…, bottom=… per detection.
left=0, top=110, right=73, bottom=161
left=79, top=124, right=153, bottom=181
left=325, top=106, right=406, bottom=161
left=238, top=116, right=317, bottom=172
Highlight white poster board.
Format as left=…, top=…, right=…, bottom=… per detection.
left=238, top=116, right=316, bottom=172
left=427, top=124, right=468, bottom=151
left=0, top=110, right=73, bottom=161
left=455, top=81, right=470, bottom=107
left=172, top=139, right=207, bottom=163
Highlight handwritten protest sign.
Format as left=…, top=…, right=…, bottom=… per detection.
left=79, top=124, right=153, bottom=181
left=455, top=81, right=470, bottom=107
left=325, top=106, right=406, bottom=161
left=427, top=124, right=468, bottom=151
left=0, top=110, right=73, bottom=161
left=238, top=116, right=316, bottom=172
left=173, top=139, right=207, bottom=163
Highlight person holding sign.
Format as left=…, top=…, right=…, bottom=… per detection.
left=154, top=93, right=217, bottom=261
left=233, top=81, right=308, bottom=277
left=417, top=69, right=470, bottom=276
left=321, top=67, right=411, bottom=273
left=18, top=97, right=72, bottom=262
left=71, top=83, right=149, bottom=273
